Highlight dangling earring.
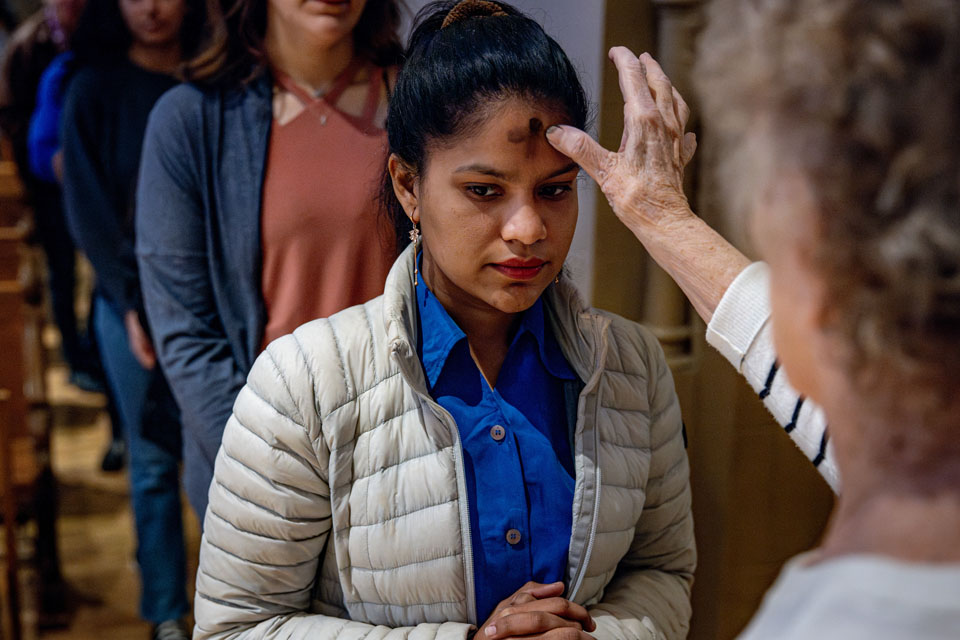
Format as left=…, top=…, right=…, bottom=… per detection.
left=409, top=220, right=421, bottom=285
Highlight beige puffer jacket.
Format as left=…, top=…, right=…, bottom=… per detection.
left=194, top=246, right=695, bottom=640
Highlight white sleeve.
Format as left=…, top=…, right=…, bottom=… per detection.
left=705, top=263, right=840, bottom=493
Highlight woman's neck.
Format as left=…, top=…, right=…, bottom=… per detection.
left=422, top=259, right=517, bottom=388
left=265, top=21, right=355, bottom=92
left=817, top=389, right=960, bottom=563
left=128, top=41, right=182, bottom=76
left=821, top=487, right=960, bottom=563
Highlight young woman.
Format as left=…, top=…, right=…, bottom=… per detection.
left=60, top=0, right=207, bottom=636
left=135, top=0, right=403, bottom=520
left=193, top=2, right=695, bottom=639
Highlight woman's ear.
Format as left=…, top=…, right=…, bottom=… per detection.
left=388, top=154, right=420, bottom=224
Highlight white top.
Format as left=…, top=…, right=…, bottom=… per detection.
left=739, top=554, right=960, bottom=639
left=705, top=262, right=840, bottom=491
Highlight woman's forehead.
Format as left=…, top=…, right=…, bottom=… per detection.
left=426, top=99, right=574, bottom=174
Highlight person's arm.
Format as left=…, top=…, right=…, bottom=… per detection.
left=194, top=335, right=475, bottom=640
left=706, top=264, right=839, bottom=490
left=27, top=52, right=69, bottom=183
left=135, top=87, right=249, bottom=497
left=62, top=67, right=157, bottom=368
left=546, top=48, right=838, bottom=491
left=585, top=329, right=696, bottom=640
left=61, top=69, right=141, bottom=317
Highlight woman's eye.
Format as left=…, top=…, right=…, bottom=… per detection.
left=466, top=185, right=499, bottom=198
left=539, top=184, right=573, bottom=199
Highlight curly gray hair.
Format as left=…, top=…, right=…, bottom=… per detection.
left=696, top=0, right=960, bottom=407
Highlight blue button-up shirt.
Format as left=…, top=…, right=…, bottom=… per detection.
left=416, top=277, right=577, bottom=622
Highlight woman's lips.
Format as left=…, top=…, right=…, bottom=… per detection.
left=491, top=258, right=547, bottom=281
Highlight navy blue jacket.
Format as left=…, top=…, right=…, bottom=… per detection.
left=135, top=74, right=273, bottom=518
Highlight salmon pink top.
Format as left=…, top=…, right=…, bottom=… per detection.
left=260, top=61, right=395, bottom=348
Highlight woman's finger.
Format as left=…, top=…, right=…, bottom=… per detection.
left=546, top=125, right=612, bottom=186
left=483, top=611, right=581, bottom=639
left=498, top=597, right=595, bottom=632
left=673, top=86, right=691, bottom=132
left=609, top=46, right=657, bottom=113
left=640, top=53, right=679, bottom=132
left=519, top=581, right=565, bottom=600
left=682, top=132, right=698, bottom=167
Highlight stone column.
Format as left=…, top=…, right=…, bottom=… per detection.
left=643, top=0, right=704, bottom=366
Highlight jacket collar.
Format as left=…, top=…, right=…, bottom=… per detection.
left=383, top=244, right=608, bottom=387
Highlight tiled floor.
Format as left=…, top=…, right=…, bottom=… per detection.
left=36, top=362, right=201, bottom=640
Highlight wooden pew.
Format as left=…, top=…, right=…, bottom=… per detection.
left=0, top=157, right=63, bottom=639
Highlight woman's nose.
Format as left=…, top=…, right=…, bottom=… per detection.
left=501, top=201, right=547, bottom=246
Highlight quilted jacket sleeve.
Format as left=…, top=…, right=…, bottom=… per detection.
left=194, top=335, right=474, bottom=640
left=589, top=331, right=696, bottom=640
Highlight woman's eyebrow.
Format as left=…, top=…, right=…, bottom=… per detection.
left=454, top=164, right=509, bottom=178
left=544, top=162, right=580, bottom=180
left=453, top=162, right=580, bottom=181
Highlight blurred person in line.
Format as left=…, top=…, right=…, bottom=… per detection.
left=192, top=2, right=694, bottom=638
left=59, top=0, right=208, bottom=636
left=547, top=0, right=960, bottom=637
left=136, top=0, right=402, bottom=519
left=28, top=45, right=131, bottom=472
left=0, top=0, right=101, bottom=394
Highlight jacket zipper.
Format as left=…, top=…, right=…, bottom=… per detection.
left=568, top=465, right=601, bottom=602
left=393, top=346, right=478, bottom=625
left=566, top=315, right=609, bottom=603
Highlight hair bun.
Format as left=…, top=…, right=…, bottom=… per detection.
left=442, top=0, right=508, bottom=28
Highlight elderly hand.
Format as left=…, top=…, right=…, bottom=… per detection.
left=547, top=47, right=750, bottom=324
left=547, top=48, right=697, bottom=234
left=474, top=581, right=596, bottom=640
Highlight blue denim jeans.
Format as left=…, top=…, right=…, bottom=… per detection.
left=92, top=296, right=188, bottom=624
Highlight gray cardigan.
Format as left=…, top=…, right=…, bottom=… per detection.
left=135, top=73, right=273, bottom=517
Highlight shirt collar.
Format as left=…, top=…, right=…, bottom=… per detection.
left=417, top=275, right=467, bottom=388
left=416, top=274, right=576, bottom=389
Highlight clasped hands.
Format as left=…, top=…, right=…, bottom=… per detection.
left=473, top=581, right=597, bottom=640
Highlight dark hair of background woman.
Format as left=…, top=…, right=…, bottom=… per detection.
left=380, top=0, right=590, bottom=252
left=185, top=0, right=404, bottom=88
left=70, top=0, right=210, bottom=67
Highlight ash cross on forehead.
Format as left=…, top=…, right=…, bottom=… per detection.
left=507, top=118, right=545, bottom=157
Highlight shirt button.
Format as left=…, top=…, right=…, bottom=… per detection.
left=506, top=528, right=522, bottom=545
left=490, top=425, right=506, bottom=442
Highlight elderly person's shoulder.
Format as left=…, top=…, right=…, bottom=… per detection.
left=739, top=555, right=960, bottom=640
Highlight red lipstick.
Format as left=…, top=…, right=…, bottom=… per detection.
left=491, top=257, right=547, bottom=281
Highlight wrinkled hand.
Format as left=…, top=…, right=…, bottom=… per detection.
left=475, top=581, right=596, bottom=639
left=124, top=310, right=156, bottom=370
left=547, top=47, right=697, bottom=234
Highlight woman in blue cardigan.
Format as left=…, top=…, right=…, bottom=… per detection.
left=136, top=0, right=404, bottom=520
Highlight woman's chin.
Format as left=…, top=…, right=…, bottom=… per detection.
left=486, top=285, right=549, bottom=315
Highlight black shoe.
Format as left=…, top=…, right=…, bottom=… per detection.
left=152, top=619, right=189, bottom=640
left=100, top=439, right=125, bottom=472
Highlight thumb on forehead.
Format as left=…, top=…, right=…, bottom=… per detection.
left=546, top=125, right=608, bottom=183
